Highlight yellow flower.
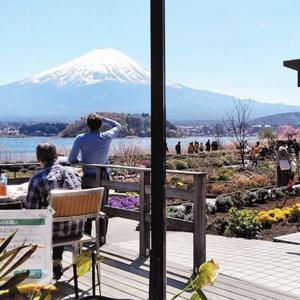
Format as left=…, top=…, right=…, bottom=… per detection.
left=175, top=181, right=184, bottom=189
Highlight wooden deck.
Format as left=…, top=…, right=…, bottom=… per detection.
left=53, top=244, right=299, bottom=300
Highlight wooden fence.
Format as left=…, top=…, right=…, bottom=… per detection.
left=82, top=164, right=207, bottom=273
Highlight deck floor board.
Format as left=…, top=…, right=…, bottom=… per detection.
left=53, top=244, right=299, bottom=300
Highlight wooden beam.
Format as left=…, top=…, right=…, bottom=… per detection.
left=150, top=0, right=166, bottom=298
left=283, top=59, right=300, bottom=87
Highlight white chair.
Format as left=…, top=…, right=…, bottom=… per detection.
left=50, top=187, right=104, bottom=298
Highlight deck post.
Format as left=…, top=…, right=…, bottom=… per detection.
left=139, top=170, right=151, bottom=257
left=96, top=166, right=109, bottom=205
left=193, top=174, right=207, bottom=273
left=150, top=0, right=166, bottom=298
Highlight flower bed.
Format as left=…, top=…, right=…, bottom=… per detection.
left=107, top=193, right=140, bottom=209
left=167, top=184, right=300, bottom=240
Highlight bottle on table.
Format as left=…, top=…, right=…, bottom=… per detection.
left=0, top=174, right=7, bottom=196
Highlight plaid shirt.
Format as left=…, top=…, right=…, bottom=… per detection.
left=25, top=161, right=84, bottom=239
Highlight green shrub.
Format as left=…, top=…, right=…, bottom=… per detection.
left=256, top=189, right=270, bottom=204
left=215, top=195, right=234, bottom=212
left=208, top=218, right=228, bottom=235
left=168, top=208, right=185, bottom=220
left=170, top=175, right=181, bottom=184
left=242, top=191, right=258, bottom=206
left=294, top=185, right=300, bottom=196
left=167, top=203, right=194, bottom=221
left=224, top=208, right=262, bottom=239
left=280, top=186, right=295, bottom=197
left=166, top=160, right=176, bottom=170
left=185, top=157, right=199, bottom=169
left=217, top=168, right=234, bottom=181
left=271, top=188, right=285, bottom=199
left=210, top=168, right=234, bottom=181
left=184, top=203, right=193, bottom=214
left=288, top=207, right=300, bottom=223
left=230, top=191, right=245, bottom=208
left=206, top=203, right=216, bottom=214
left=174, top=160, right=189, bottom=170
left=257, top=161, right=275, bottom=181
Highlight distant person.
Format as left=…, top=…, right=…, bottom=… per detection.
left=175, top=141, right=181, bottom=155
left=194, top=141, right=199, bottom=153
left=165, top=142, right=169, bottom=153
left=188, top=142, right=194, bottom=154
left=287, top=140, right=294, bottom=155
left=212, top=141, right=218, bottom=151
left=275, top=141, right=291, bottom=187
left=254, top=141, right=261, bottom=155
left=244, top=140, right=250, bottom=153
left=68, top=113, right=121, bottom=235
left=25, top=143, right=82, bottom=280
left=293, top=139, right=300, bottom=160
left=249, top=146, right=257, bottom=166
left=199, top=142, right=204, bottom=152
left=205, top=139, right=211, bottom=152
left=215, top=141, right=219, bottom=151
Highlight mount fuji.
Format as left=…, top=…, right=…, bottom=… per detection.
left=1, top=48, right=300, bottom=122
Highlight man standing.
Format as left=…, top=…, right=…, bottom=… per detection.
left=68, top=113, right=121, bottom=234
left=25, top=143, right=82, bottom=280
left=175, top=141, right=181, bottom=155
left=205, top=139, right=211, bottom=152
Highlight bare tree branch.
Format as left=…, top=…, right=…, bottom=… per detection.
left=223, top=98, right=253, bottom=167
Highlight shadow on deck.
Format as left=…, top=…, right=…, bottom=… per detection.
left=53, top=244, right=298, bottom=300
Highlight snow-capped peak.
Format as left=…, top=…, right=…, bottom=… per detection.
left=21, top=48, right=182, bottom=88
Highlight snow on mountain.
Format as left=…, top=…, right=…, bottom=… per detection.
left=19, top=48, right=181, bottom=88
left=1, top=48, right=300, bottom=122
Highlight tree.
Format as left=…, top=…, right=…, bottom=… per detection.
left=224, top=98, right=253, bottom=168
left=259, top=127, right=276, bottom=142
left=277, top=125, right=299, bottom=140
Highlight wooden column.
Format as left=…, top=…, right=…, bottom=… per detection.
left=149, top=0, right=166, bottom=298
left=193, top=174, right=207, bottom=274
left=139, top=170, right=151, bottom=257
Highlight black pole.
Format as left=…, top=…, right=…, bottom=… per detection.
left=149, top=0, right=166, bottom=299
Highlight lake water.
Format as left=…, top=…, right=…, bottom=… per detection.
left=0, top=136, right=256, bottom=162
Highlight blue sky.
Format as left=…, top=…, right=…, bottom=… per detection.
left=1, top=0, right=300, bottom=105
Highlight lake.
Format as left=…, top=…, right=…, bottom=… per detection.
left=0, top=136, right=256, bottom=162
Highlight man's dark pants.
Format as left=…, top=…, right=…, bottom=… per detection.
left=82, top=170, right=109, bottom=235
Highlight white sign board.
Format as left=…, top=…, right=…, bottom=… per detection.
left=0, top=209, right=52, bottom=284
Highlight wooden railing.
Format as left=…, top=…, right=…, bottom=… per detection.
left=82, top=164, right=207, bottom=273
left=2, top=161, right=207, bottom=273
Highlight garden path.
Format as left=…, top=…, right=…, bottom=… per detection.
left=108, top=217, right=300, bottom=299
left=274, top=232, right=300, bottom=244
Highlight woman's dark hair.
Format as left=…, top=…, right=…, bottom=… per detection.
left=87, top=113, right=102, bottom=131
left=36, top=143, right=57, bottom=163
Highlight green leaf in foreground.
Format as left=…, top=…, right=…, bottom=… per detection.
left=194, top=288, right=208, bottom=300
left=0, top=231, right=17, bottom=255
left=192, top=259, right=219, bottom=290
left=0, top=270, right=30, bottom=290
left=170, top=259, right=219, bottom=300
left=76, top=251, right=92, bottom=277
left=0, top=244, right=37, bottom=280
left=190, top=292, right=201, bottom=300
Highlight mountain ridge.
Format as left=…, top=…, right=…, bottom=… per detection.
left=252, top=112, right=300, bottom=128
left=1, top=48, right=300, bottom=121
